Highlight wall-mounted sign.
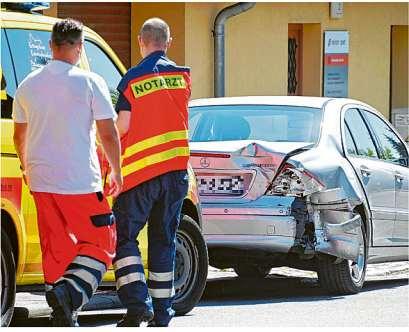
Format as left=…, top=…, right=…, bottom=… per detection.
left=330, top=3, right=344, bottom=19
left=323, top=31, right=349, bottom=98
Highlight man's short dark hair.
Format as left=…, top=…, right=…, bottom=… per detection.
left=51, top=18, right=83, bottom=46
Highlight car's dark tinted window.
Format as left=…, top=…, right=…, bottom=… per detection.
left=1, top=29, right=17, bottom=119
left=344, top=122, right=358, bottom=155
left=344, top=108, right=379, bottom=159
left=6, top=29, right=52, bottom=84
left=84, top=40, right=122, bottom=104
left=362, top=110, right=408, bottom=167
left=189, top=105, right=323, bottom=143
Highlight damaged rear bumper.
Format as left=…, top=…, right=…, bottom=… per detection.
left=202, top=188, right=363, bottom=262
left=202, top=196, right=297, bottom=253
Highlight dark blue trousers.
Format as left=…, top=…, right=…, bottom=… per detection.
left=112, top=170, right=188, bottom=326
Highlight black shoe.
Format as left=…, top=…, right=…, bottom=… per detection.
left=49, top=310, right=79, bottom=327
left=147, top=320, right=168, bottom=327
left=46, top=283, right=75, bottom=327
left=117, top=310, right=154, bottom=327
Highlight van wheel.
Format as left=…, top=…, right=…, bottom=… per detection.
left=317, top=222, right=367, bottom=295
left=1, top=229, right=16, bottom=327
left=173, top=215, right=208, bottom=316
left=234, top=264, right=271, bottom=279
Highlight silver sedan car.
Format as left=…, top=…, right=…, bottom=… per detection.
left=188, top=96, right=409, bottom=295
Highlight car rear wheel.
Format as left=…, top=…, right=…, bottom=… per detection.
left=1, top=229, right=16, bottom=327
left=173, top=215, right=208, bottom=316
left=234, top=263, right=271, bottom=279
left=317, top=222, right=367, bottom=295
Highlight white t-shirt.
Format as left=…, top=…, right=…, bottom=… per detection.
left=12, top=60, right=117, bottom=194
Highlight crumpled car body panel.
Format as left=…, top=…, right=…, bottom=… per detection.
left=188, top=97, right=394, bottom=263
left=189, top=97, right=409, bottom=265
left=191, top=139, right=365, bottom=262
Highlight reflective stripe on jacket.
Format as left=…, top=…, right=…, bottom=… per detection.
left=118, top=51, right=191, bottom=192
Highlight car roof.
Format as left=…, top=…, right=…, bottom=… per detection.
left=1, top=10, right=96, bottom=36
left=0, top=9, right=127, bottom=74
left=189, top=96, right=333, bottom=108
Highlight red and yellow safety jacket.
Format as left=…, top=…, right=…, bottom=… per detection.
left=115, top=51, right=191, bottom=192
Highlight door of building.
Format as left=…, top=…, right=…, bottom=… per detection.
left=390, top=25, right=408, bottom=142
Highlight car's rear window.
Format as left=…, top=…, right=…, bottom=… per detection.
left=189, top=104, right=323, bottom=143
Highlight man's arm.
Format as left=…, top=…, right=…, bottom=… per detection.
left=95, top=118, right=123, bottom=197
left=13, top=122, right=28, bottom=173
left=116, top=110, right=131, bottom=137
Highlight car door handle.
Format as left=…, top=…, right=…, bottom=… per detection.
left=395, top=172, right=405, bottom=182
left=360, top=166, right=371, bottom=177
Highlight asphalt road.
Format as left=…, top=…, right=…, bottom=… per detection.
left=11, top=274, right=409, bottom=327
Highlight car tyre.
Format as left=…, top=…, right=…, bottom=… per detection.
left=317, top=222, right=367, bottom=295
left=173, top=215, right=208, bottom=316
left=234, top=264, right=271, bottom=279
left=1, top=229, right=16, bottom=327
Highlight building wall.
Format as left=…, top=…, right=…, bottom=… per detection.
left=131, top=2, right=185, bottom=67
left=58, top=2, right=131, bottom=68
left=185, top=2, right=408, bottom=119
left=44, top=2, right=408, bottom=120
left=185, top=3, right=226, bottom=98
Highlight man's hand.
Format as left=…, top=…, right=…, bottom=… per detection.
left=14, top=122, right=28, bottom=180
left=96, top=118, right=122, bottom=196
left=107, top=170, right=123, bottom=197
left=22, top=171, right=29, bottom=186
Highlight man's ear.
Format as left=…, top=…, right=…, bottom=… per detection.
left=138, top=35, right=144, bottom=48
left=166, top=37, right=173, bottom=50
left=78, top=41, right=83, bottom=54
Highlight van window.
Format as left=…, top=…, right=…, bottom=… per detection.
left=1, top=29, right=17, bottom=119
left=5, top=29, right=52, bottom=84
left=84, top=40, right=122, bottom=105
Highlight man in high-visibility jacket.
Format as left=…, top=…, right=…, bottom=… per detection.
left=113, top=17, right=191, bottom=327
left=12, top=19, right=122, bottom=326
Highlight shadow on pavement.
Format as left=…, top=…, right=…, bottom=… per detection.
left=11, top=314, right=120, bottom=327
left=10, top=275, right=408, bottom=326
left=196, top=275, right=409, bottom=308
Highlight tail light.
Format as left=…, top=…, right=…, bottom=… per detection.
left=195, top=172, right=253, bottom=197
left=265, top=163, right=324, bottom=197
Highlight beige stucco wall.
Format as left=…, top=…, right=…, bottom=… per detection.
left=50, top=2, right=407, bottom=119
left=185, top=2, right=408, bottom=118
left=185, top=2, right=226, bottom=98
left=131, top=2, right=185, bottom=66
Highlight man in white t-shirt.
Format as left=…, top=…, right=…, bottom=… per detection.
left=12, top=18, right=122, bottom=327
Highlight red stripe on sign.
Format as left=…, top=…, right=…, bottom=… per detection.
left=325, top=54, right=349, bottom=66
left=1, top=177, right=23, bottom=211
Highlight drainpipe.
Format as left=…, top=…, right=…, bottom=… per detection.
left=213, top=2, right=255, bottom=97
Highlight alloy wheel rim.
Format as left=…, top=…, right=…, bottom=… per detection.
left=348, top=227, right=366, bottom=284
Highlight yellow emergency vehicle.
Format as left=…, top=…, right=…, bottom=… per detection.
left=1, top=3, right=208, bottom=326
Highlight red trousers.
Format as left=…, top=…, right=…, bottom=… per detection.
left=32, top=192, right=116, bottom=285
